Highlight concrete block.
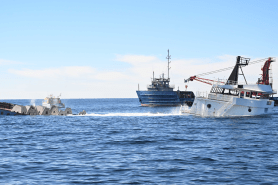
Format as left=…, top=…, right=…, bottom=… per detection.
left=11, top=105, right=27, bottom=115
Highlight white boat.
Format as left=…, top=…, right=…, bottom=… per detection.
left=42, top=94, right=65, bottom=109
left=182, top=56, right=276, bottom=117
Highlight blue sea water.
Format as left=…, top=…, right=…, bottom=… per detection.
left=1, top=98, right=278, bottom=184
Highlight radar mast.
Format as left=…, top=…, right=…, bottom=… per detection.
left=166, top=49, right=171, bottom=79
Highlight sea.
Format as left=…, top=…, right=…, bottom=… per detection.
left=1, top=98, right=278, bottom=184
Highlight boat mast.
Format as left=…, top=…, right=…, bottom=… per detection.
left=226, top=56, right=249, bottom=85
left=166, top=49, right=171, bottom=79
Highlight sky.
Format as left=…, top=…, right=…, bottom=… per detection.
left=1, top=0, right=278, bottom=99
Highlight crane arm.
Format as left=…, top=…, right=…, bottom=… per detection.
left=185, top=76, right=225, bottom=86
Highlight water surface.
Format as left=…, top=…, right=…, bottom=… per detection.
left=1, top=98, right=278, bottom=184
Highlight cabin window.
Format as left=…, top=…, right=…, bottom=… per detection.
left=207, top=104, right=211, bottom=109
left=240, top=92, right=244, bottom=98
left=1, top=112, right=3, bottom=115
left=46, top=111, right=48, bottom=114
left=264, top=108, right=268, bottom=113
left=267, top=101, right=272, bottom=105
left=7, top=113, right=10, bottom=115
left=248, top=108, right=252, bottom=112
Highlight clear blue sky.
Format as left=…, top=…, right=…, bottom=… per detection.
left=1, top=0, right=277, bottom=99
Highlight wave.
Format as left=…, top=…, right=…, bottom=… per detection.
left=71, top=112, right=184, bottom=117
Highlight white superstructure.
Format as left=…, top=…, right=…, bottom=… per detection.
left=182, top=56, right=276, bottom=117
left=42, top=94, right=65, bottom=109
left=182, top=83, right=276, bottom=117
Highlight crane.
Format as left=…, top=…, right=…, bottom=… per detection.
left=184, top=56, right=275, bottom=86
left=258, top=57, right=274, bottom=86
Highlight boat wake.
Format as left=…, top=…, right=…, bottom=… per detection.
left=71, top=112, right=184, bottom=117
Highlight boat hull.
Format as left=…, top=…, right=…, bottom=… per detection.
left=270, top=97, right=278, bottom=106
left=188, top=95, right=274, bottom=117
left=136, top=90, right=194, bottom=106
left=0, top=108, right=18, bottom=116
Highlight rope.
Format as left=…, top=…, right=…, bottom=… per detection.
left=195, top=57, right=275, bottom=77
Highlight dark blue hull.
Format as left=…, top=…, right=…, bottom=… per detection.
left=270, top=97, right=278, bottom=106
left=0, top=109, right=17, bottom=115
left=136, top=91, right=194, bottom=106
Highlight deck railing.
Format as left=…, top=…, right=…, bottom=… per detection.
left=147, top=84, right=175, bottom=89
left=195, top=91, right=208, bottom=98
left=208, top=94, right=234, bottom=102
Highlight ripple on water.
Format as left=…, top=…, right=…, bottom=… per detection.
left=0, top=99, right=278, bottom=184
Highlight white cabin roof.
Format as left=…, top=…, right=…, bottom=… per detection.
left=214, top=84, right=275, bottom=94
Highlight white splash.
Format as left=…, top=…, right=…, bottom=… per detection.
left=73, top=112, right=184, bottom=117
left=30, top=99, right=36, bottom=106
left=180, top=105, right=191, bottom=114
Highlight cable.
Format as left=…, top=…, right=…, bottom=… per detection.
left=195, top=57, right=275, bottom=77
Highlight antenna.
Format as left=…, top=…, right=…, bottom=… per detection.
left=166, top=49, right=171, bottom=79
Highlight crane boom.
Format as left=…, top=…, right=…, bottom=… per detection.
left=184, top=56, right=275, bottom=86
left=186, top=76, right=225, bottom=85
